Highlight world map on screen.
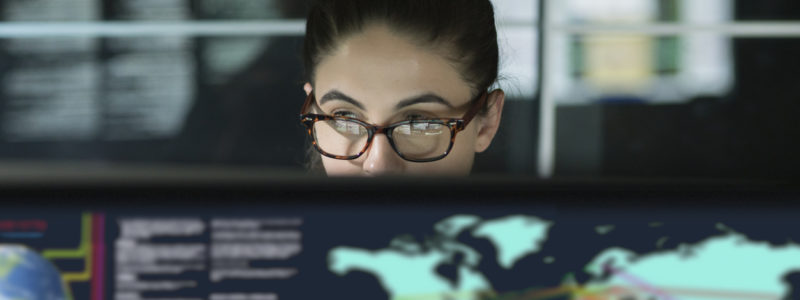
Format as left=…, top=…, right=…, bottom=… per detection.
left=328, top=214, right=800, bottom=300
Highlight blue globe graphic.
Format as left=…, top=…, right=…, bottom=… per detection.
left=0, top=245, right=68, bottom=300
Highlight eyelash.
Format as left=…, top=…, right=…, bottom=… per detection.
left=405, top=113, right=430, bottom=120
left=332, top=110, right=359, bottom=118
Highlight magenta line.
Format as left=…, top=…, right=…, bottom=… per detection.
left=92, top=213, right=105, bottom=300
left=605, top=265, right=677, bottom=300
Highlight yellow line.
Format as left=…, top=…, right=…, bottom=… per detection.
left=63, top=282, right=75, bottom=300
left=42, top=213, right=92, bottom=282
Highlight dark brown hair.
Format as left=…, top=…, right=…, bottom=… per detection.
left=303, top=0, right=500, bottom=95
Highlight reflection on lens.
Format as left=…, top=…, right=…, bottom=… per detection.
left=393, top=121, right=450, bottom=160
left=313, top=119, right=368, bottom=157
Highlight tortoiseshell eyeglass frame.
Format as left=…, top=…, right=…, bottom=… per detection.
left=299, top=91, right=488, bottom=163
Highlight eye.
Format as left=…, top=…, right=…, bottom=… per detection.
left=405, top=113, right=434, bottom=121
left=333, top=110, right=359, bottom=119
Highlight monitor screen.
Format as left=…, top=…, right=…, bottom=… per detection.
left=1, top=177, right=798, bottom=300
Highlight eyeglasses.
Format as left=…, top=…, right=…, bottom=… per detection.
left=299, top=92, right=487, bottom=162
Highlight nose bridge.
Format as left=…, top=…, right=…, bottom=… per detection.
left=362, top=132, right=404, bottom=175
left=366, top=124, right=394, bottom=151
left=372, top=124, right=391, bottom=135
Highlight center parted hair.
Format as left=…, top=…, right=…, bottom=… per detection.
left=303, top=0, right=500, bottom=96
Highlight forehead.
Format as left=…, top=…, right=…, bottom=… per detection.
left=313, top=25, right=473, bottom=108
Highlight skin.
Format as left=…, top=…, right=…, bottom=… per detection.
left=305, top=24, right=505, bottom=176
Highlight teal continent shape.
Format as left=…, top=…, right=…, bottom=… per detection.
left=473, top=215, right=552, bottom=269
left=582, top=230, right=800, bottom=300
left=328, top=214, right=553, bottom=300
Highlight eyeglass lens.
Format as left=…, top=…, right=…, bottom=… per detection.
left=312, top=119, right=451, bottom=160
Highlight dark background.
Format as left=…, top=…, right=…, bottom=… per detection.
left=0, top=0, right=797, bottom=180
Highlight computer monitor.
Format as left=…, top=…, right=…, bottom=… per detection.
left=1, top=173, right=798, bottom=300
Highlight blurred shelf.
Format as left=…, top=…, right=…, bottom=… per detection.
left=0, top=161, right=309, bottom=187
left=552, top=22, right=800, bottom=37
left=0, top=20, right=307, bottom=37
left=0, top=20, right=538, bottom=37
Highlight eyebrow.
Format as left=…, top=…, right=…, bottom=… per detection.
left=395, top=94, right=454, bottom=110
left=318, top=90, right=366, bottom=110
left=318, top=90, right=455, bottom=111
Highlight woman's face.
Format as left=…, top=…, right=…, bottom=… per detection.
left=308, top=24, right=503, bottom=176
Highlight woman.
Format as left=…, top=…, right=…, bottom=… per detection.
left=300, top=0, right=505, bottom=176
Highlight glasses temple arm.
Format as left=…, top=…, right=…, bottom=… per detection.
left=300, top=92, right=315, bottom=115
left=459, top=92, right=488, bottom=128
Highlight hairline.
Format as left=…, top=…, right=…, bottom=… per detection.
left=309, top=21, right=484, bottom=97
